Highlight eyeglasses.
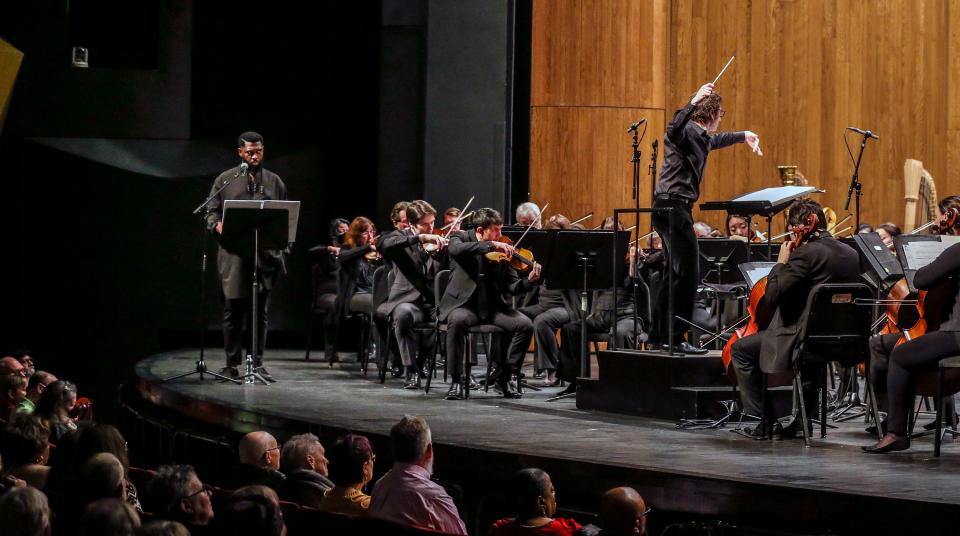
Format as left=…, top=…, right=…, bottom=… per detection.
left=264, top=446, right=280, bottom=456
left=640, top=506, right=652, bottom=518
left=182, top=484, right=212, bottom=499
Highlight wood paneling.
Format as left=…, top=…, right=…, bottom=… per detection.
left=531, top=0, right=960, bottom=236
left=531, top=0, right=668, bottom=108
left=530, top=107, right=665, bottom=233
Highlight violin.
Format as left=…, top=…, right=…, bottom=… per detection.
left=70, top=397, right=94, bottom=421
left=485, top=235, right=537, bottom=272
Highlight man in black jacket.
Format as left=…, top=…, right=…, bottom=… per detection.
left=730, top=199, right=860, bottom=438
left=378, top=200, right=448, bottom=389
left=651, top=82, right=762, bottom=354
left=438, top=208, right=542, bottom=400
left=206, top=132, right=288, bottom=379
left=277, top=433, right=332, bottom=508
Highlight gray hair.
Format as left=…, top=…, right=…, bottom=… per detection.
left=390, top=415, right=431, bottom=463
left=693, top=221, right=713, bottom=237
left=280, top=433, right=323, bottom=473
left=148, top=464, right=196, bottom=516
left=0, top=486, right=51, bottom=536
left=515, top=202, right=541, bottom=223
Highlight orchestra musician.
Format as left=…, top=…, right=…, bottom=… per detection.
left=515, top=214, right=580, bottom=387
left=875, top=222, right=902, bottom=252
left=726, top=214, right=764, bottom=242
left=326, top=217, right=382, bottom=365
left=651, top=81, right=762, bottom=354
left=206, top=131, right=288, bottom=380
left=443, top=207, right=461, bottom=229
left=864, top=196, right=960, bottom=453
left=375, top=201, right=411, bottom=376
left=515, top=202, right=543, bottom=228
left=377, top=201, right=449, bottom=390
left=438, top=208, right=542, bottom=400
left=729, top=199, right=859, bottom=438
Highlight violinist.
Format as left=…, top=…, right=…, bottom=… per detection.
left=374, top=201, right=411, bottom=375
left=515, top=215, right=580, bottom=387
left=326, top=217, right=382, bottom=365
left=651, top=81, right=762, bottom=355
left=438, top=208, right=542, bottom=400
left=377, top=201, right=449, bottom=390
left=875, top=222, right=902, bottom=252
left=864, top=196, right=960, bottom=453
left=726, top=214, right=764, bottom=242
left=693, top=221, right=715, bottom=238
left=729, top=199, right=859, bottom=439
left=515, top=202, right=543, bottom=228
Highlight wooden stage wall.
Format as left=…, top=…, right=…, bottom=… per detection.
left=530, top=0, right=960, bottom=236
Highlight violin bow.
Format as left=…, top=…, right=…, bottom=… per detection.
left=514, top=202, right=548, bottom=248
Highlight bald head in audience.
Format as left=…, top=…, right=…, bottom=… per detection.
left=599, top=487, right=647, bottom=536
left=0, top=357, right=25, bottom=376
left=239, top=431, right=281, bottom=470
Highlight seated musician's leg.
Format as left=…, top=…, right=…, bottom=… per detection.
left=730, top=334, right=764, bottom=418
left=445, top=307, right=479, bottom=398
left=534, top=307, right=571, bottom=381
left=393, top=302, right=422, bottom=387
left=490, top=310, right=533, bottom=398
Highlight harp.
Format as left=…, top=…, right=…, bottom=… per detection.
left=903, top=159, right=940, bottom=233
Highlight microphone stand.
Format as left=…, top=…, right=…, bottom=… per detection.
left=844, top=133, right=872, bottom=231
left=630, top=127, right=642, bottom=349
left=164, top=171, right=243, bottom=384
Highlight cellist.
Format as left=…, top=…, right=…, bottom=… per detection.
left=865, top=196, right=960, bottom=438
left=729, top=199, right=860, bottom=439
left=864, top=196, right=960, bottom=453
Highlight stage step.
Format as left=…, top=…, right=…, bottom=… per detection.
left=577, top=350, right=793, bottom=420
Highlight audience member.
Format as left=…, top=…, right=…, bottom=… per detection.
left=216, top=485, right=285, bottom=536
left=16, top=371, right=57, bottom=415
left=231, top=431, right=286, bottom=491
left=76, top=424, right=141, bottom=512
left=277, top=432, right=332, bottom=507
left=2, top=415, right=52, bottom=490
left=43, top=429, right=80, bottom=496
left=12, top=350, right=37, bottom=377
left=0, top=355, right=26, bottom=376
left=0, top=372, right=29, bottom=423
left=76, top=453, right=126, bottom=506
left=318, top=433, right=375, bottom=516
left=596, top=487, right=649, bottom=536
left=488, top=468, right=581, bottom=536
left=77, top=497, right=141, bottom=536
left=369, top=415, right=466, bottom=535
left=139, top=519, right=190, bottom=536
left=34, top=380, right=79, bottom=442
left=146, top=464, right=214, bottom=533
left=0, top=485, right=51, bottom=536
left=0, top=452, right=28, bottom=493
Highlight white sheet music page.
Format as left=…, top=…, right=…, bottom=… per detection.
left=732, top=186, right=818, bottom=203
left=902, top=236, right=960, bottom=270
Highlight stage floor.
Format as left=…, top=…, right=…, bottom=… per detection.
left=135, top=349, right=960, bottom=534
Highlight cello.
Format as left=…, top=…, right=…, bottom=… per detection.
left=721, top=213, right=820, bottom=374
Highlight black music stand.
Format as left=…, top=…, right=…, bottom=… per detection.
left=221, top=199, right=300, bottom=385
left=544, top=230, right=628, bottom=401
left=681, top=239, right=750, bottom=348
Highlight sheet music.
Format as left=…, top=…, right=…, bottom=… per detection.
left=739, top=262, right=776, bottom=288
left=732, top=186, right=818, bottom=203
left=902, top=236, right=960, bottom=270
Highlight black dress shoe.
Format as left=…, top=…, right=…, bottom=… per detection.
left=862, top=435, right=911, bottom=454
left=253, top=366, right=274, bottom=382
left=391, top=366, right=404, bottom=378
left=671, top=341, right=709, bottom=355
left=445, top=383, right=465, bottom=400
left=533, top=369, right=546, bottom=379
left=469, top=374, right=481, bottom=390
left=742, top=422, right=779, bottom=440
left=403, top=375, right=422, bottom=390
left=778, top=418, right=811, bottom=440
left=220, top=365, right=240, bottom=379
left=495, top=380, right=522, bottom=399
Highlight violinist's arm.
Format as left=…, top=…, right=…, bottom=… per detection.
left=764, top=245, right=813, bottom=308
left=914, top=242, right=960, bottom=290
left=380, top=232, right=419, bottom=255
left=337, top=244, right=373, bottom=266
left=448, top=231, right=495, bottom=261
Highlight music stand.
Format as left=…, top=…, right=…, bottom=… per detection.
left=544, top=229, right=628, bottom=401
left=221, top=199, right=301, bottom=385
left=682, top=239, right=750, bottom=348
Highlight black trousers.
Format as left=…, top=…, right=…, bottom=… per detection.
left=223, top=290, right=270, bottom=367
left=393, top=302, right=436, bottom=368
left=651, top=197, right=698, bottom=344
left=868, top=332, right=900, bottom=413
left=887, top=331, right=960, bottom=435
left=445, top=307, right=532, bottom=382
left=558, top=316, right=637, bottom=383
left=518, top=305, right=573, bottom=371
left=731, top=332, right=816, bottom=419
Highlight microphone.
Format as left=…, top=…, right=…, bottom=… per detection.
left=627, top=119, right=647, bottom=133
left=234, top=162, right=249, bottom=177
left=846, top=127, right=879, bottom=140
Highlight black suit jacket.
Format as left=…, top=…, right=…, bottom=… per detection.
left=438, top=230, right=531, bottom=320
left=277, top=469, right=334, bottom=508
left=759, top=234, right=860, bottom=373
left=377, top=228, right=448, bottom=317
